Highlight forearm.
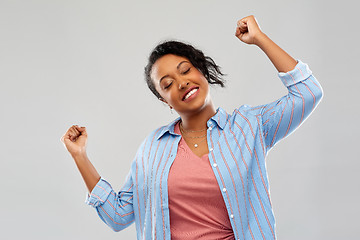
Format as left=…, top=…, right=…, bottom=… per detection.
left=72, top=153, right=101, bottom=193
left=255, top=33, right=297, bottom=73
left=260, top=60, right=323, bottom=150
left=85, top=171, right=135, bottom=232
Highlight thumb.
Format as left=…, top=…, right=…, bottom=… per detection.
left=60, top=133, right=73, bottom=144
left=60, top=134, right=67, bottom=144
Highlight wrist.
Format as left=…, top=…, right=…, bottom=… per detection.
left=71, top=151, right=88, bottom=161
left=254, top=32, right=269, bottom=47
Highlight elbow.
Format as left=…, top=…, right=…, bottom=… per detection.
left=315, top=84, right=324, bottom=105
left=304, top=78, right=324, bottom=106
left=312, top=76, right=324, bottom=103
left=95, top=203, right=134, bottom=232
left=111, top=226, right=123, bottom=232
left=108, top=223, right=126, bottom=232
left=107, top=217, right=134, bottom=232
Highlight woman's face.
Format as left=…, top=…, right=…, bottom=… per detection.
left=151, top=54, right=213, bottom=115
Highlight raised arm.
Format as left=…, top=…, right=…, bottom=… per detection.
left=235, top=15, right=323, bottom=151
left=61, top=125, right=135, bottom=231
left=61, top=125, right=101, bottom=193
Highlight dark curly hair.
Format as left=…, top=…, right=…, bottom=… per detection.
left=144, top=40, right=226, bottom=99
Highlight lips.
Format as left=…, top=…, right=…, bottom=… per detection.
left=182, top=87, right=199, bottom=101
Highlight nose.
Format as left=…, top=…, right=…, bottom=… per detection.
left=178, top=79, right=190, bottom=90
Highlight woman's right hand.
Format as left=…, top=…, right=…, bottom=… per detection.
left=61, top=125, right=88, bottom=157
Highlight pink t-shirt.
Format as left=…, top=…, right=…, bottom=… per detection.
left=168, top=121, right=235, bottom=240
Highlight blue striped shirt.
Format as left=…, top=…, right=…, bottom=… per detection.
left=85, top=60, right=323, bottom=240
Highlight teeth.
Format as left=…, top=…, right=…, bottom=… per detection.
left=184, top=88, right=198, bottom=100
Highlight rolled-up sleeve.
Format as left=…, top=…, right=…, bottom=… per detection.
left=85, top=174, right=135, bottom=231
left=259, top=60, right=324, bottom=151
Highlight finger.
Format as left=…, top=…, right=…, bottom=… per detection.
left=61, top=133, right=72, bottom=144
left=73, top=126, right=87, bottom=140
left=68, top=128, right=79, bottom=141
left=75, top=125, right=87, bottom=136
left=62, top=125, right=84, bottom=143
left=237, top=16, right=248, bottom=25
left=72, top=126, right=81, bottom=135
left=67, top=132, right=75, bottom=142
left=62, top=125, right=76, bottom=140
left=235, top=27, right=240, bottom=37
left=69, top=127, right=78, bottom=135
left=237, top=20, right=248, bottom=32
left=62, top=135, right=72, bottom=143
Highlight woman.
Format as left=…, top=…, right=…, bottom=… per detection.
left=61, top=16, right=323, bottom=240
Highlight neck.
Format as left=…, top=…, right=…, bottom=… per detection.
left=179, top=101, right=217, bottom=131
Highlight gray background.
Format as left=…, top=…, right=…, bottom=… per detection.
left=1, top=0, right=359, bottom=239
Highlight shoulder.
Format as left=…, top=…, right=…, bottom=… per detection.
left=232, top=104, right=265, bottom=119
left=220, top=105, right=267, bottom=132
left=130, top=125, right=168, bottom=170
left=134, top=126, right=167, bottom=155
left=145, top=125, right=168, bottom=142
left=135, top=118, right=179, bottom=155
left=214, top=105, right=263, bottom=130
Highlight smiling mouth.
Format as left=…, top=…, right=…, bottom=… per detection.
left=182, top=87, right=199, bottom=101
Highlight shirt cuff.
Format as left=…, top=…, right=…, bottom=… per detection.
left=278, top=60, right=312, bottom=87
left=85, top=177, right=113, bottom=207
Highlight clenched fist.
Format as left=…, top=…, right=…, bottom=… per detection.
left=61, top=125, right=88, bottom=157
left=235, top=15, right=264, bottom=45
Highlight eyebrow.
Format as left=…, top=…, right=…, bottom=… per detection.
left=159, top=61, right=189, bottom=84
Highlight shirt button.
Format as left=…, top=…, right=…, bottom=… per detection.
left=209, top=126, right=212, bottom=130
left=213, top=163, right=217, bottom=167
left=230, top=214, right=234, bottom=219
left=209, top=148, right=213, bottom=152
left=222, top=188, right=227, bottom=192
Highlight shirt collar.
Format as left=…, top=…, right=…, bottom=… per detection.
left=210, top=107, right=228, bottom=129
left=156, top=117, right=181, bottom=140
left=156, top=107, right=228, bottom=140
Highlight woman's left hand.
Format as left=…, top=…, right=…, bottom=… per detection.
left=235, top=15, right=264, bottom=45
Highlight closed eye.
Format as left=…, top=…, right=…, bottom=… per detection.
left=164, top=82, right=172, bottom=89
left=182, top=68, right=190, bottom=74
